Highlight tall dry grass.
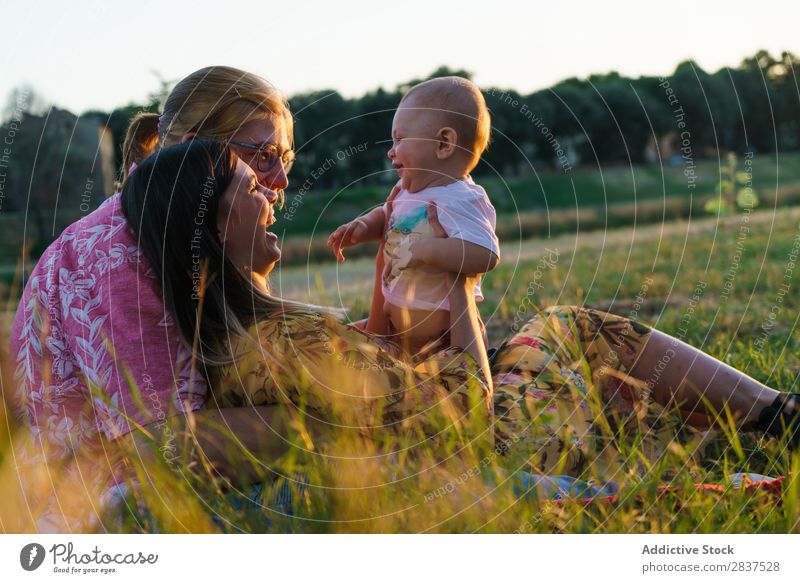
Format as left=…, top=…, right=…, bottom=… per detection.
left=2, top=205, right=800, bottom=533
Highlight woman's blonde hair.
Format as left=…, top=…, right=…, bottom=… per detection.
left=120, top=66, right=292, bottom=186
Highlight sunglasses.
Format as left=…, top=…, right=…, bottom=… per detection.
left=229, top=140, right=296, bottom=174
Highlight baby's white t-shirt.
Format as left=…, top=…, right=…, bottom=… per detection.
left=382, top=177, right=499, bottom=311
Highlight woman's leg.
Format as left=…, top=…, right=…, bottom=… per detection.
left=489, top=307, right=608, bottom=475
left=630, top=329, right=782, bottom=428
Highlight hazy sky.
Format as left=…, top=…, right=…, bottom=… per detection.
left=2, top=0, right=798, bottom=114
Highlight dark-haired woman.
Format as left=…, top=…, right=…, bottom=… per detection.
left=121, top=139, right=493, bottom=457
left=8, top=66, right=301, bottom=532
left=121, top=141, right=797, bottom=506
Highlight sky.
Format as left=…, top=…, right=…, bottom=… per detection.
left=1, top=0, right=798, bottom=115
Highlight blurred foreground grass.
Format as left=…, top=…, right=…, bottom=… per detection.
left=1, top=204, right=800, bottom=533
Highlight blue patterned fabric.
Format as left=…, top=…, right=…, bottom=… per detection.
left=513, top=472, right=620, bottom=501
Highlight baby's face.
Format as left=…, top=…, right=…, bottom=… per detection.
left=388, top=99, right=449, bottom=193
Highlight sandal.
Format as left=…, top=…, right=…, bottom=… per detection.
left=757, top=393, right=800, bottom=447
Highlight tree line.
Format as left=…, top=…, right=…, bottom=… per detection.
left=285, top=50, right=800, bottom=188
left=2, top=50, right=798, bottom=209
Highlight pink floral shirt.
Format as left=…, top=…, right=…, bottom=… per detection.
left=11, top=193, right=206, bottom=466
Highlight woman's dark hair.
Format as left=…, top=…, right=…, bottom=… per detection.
left=121, top=139, right=293, bottom=364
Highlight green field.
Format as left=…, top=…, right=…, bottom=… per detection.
left=4, top=201, right=799, bottom=533
left=2, top=152, right=799, bottom=274
left=276, top=151, right=800, bottom=265
left=281, top=151, right=800, bottom=234
left=240, top=204, right=800, bottom=533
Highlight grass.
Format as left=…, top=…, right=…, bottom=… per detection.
left=2, top=185, right=800, bottom=533
left=3, top=151, right=800, bottom=270
left=280, top=151, right=800, bottom=235
left=276, top=151, right=800, bottom=265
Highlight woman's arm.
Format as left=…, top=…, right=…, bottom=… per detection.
left=126, top=406, right=322, bottom=484
left=406, top=238, right=499, bottom=275
left=365, top=182, right=402, bottom=333
left=393, top=202, right=493, bottom=383
left=399, top=202, right=499, bottom=275
left=364, top=241, right=390, bottom=334
left=447, top=273, right=493, bottom=388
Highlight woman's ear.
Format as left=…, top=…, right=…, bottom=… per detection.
left=180, top=132, right=197, bottom=144
left=436, top=127, right=458, bottom=159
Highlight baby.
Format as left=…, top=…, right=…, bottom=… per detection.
left=328, top=76, right=499, bottom=356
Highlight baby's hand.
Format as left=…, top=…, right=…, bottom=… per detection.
left=327, top=219, right=369, bottom=262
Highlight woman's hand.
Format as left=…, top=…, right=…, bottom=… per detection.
left=383, top=180, right=402, bottom=231
left=401, top=202, right=448, bottom=271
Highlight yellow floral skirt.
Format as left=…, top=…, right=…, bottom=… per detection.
left=491, top=306, right=677, bottom=478
left=212, top=305, right=678, bottom=481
